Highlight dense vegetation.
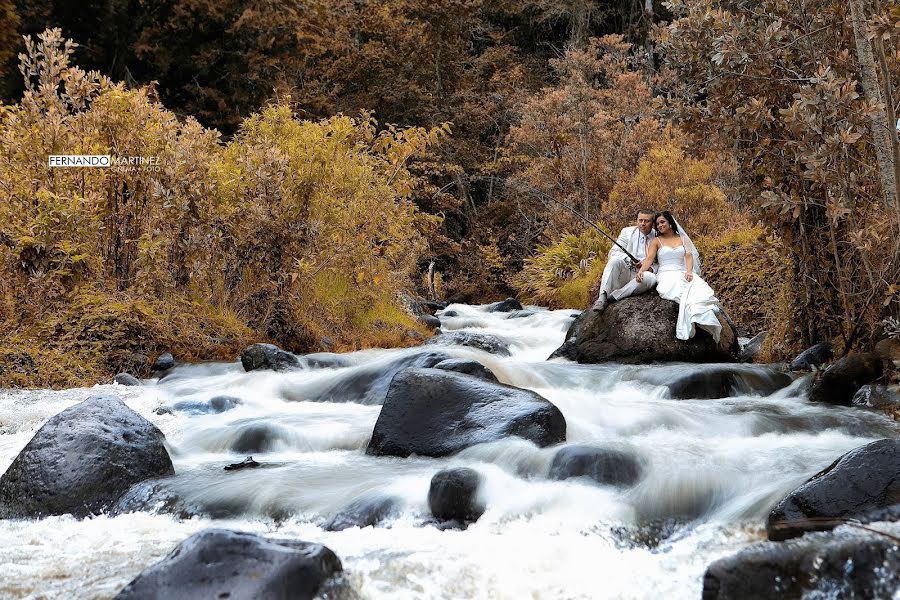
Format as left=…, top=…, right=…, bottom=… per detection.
left=0, top=0, right=898, bottom=386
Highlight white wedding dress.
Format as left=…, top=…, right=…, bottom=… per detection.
left=655, top=245, right=722, bottom=342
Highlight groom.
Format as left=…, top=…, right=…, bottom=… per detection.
left=591, top=208, right=658, bottom=311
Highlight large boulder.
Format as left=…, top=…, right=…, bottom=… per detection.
left=428, top=468, right=485, bottom=522
left=808, top=352, right=883, bottom=406
left=115, top=529, right=342, bottom=600
left=852, top=384, right=900, bottom=415
left=548, top=446, right=641, bottom=487
left=240, top=343, right=301, bottom=372
left=366, top=368, right=566, bottom=458
left=0, top=395, right=174, bottom=518
left=549, top=294, right=738, bottom=364
left=310, top=350, right=451, bottom=405
left=766, top=438, right=900, bottom=541
left=702, top=526, right=900, bottom=600
left=788, top=342, right=832, bottom=371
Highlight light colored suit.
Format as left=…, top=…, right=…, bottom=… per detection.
left=596, top=226, right=658, bottom=304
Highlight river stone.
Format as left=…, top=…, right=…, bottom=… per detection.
left=441, top=310, right=460, bottom=317
left=325, top=495, right=401, bottom=531
left=366, top=368, right=566, bottom=458
left=240, top=343, right=301, bottom=372
left=549, top=294, right=738, bottom=364
left=229, top=421, right=292, bottom=453
left=788, top=342, right=832, bottom=371
left=485, top=297, right=523, bottom=313
left=151, top=352, right=176, bottom=373
left=432, top=358, right=499, bottom=382
left=875, top=337, right=900, bottom=366
left=738, top=332, right=767, bottom=363
left=852, top=384, right=900, bottom=413
left=300, top=352, right=353, bottom=369
left=548, top=446, right=641, bottom=487
left=418, top=314, right=441, bottom=330
left=766, top=438, right=900, bottom=541
left=166, top=395, right=243, bottom=415
left=428, top=468, right=485, bottom=522
left=425, top=332, right=511, bottom=356
left=507, top=310, right=536, bottom=319
left=114, top=529, right=342, bottom=600
left=114, top=372, right=142, bottom=386
left=0, top=395, right=174, bottom=518
left=630, top=365, right=793, bottom=400
left=702, top=526, right=900, bottom=600
left=310, top=350, right=451, bottom=405
left=808, top=352, right=883, bottom=406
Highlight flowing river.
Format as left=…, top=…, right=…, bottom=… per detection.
left=1, top=303, right=898, bottom=599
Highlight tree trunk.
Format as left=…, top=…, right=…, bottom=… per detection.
left=848, top=0, right=899, bottom=208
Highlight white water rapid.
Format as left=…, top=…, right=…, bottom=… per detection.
left=1, top=304, right=897, bottom=599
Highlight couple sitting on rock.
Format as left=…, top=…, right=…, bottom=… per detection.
left=591, top=208, right=722, bottom=343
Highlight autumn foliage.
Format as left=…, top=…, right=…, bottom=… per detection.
left=0, top=30, right=443, bottom=386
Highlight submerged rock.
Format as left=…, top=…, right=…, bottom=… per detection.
left=425, top=332, right=511, bottom=356
left=548, top=445, right=641, bottom=487
left=367, top=368, right=566, bottom=458
left=240, top=343, right=301, bottom=372
left=324, top=495, right=401, bottom=531
left=311, top=350, right=451, bottom=404
left=428, top=468, right=484, bottom=522
left=549, top=294, right=738, bottom=364
left=432, top=358, right=499, bottom=382
left=788, top=342, right=832, bottom=371
left=766, top=438, right=900, bottom=541
left=808, top=352, right=883, bottom=406
left=703, top=525, right=900, bottom=600
left=300, top=352, right=353, bottom=369
left=165, top=395, right=243, bottom=415
left=737, top=332, right=767, bottom=363
left=0, top=395, right=174, bottom=518
left=629, top=364, right=793, bottom=400
left=485, top=297, right=523, bottom=313
left=115, top=529, right=342, bottom=600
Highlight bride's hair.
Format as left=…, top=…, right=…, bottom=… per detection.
left=654, top=211, right=679, bottom=235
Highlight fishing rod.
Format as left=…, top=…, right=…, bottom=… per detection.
left=505, top=181, right=642, bottom=265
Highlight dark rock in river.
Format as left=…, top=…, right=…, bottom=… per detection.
left=151, top=352, right=176, bottom=374
left=441, top=310, right=459, bottom=317
left=425, top=331, right=511, bottom=356
left=366, top=368, right=566, bottom=458
left=629, top=364, right=793, bottom=400
left=507, top=310, right=535, bottom=319
left=702, top=526, right=900, bottom=600
left=311, top=350, right=451, bottom=405
left=0, top=395, right=174, bottom=518
left=325, top=495, right=401, bottom=531
left=808, top=352, right=883, bottom=406
left=240, top=343, right=301, bottom=372
left=418, top=314, right=441, bottom=330
left=115, top=529, right=342, bottom=600
left=852, top=384, right=900, bottom=412
left=110, top=479, right=194, bottom=519
left=432, top=358, right=499, bottom=382
left=549, top=294, right=738, bottom=364
left=548, top=445, right=641, bottom=487
left=766, top=438, right=900, bottom=541
left=485, top=297, right=524, bottom=313
left=114, top=372, right=142, bottom=386
left=737, top=332, right=766, bottom=363
left=428, top=468, right=484, bottom=522
left=788, top=342, right=832, bottom=371
left=229, top=422, right=292, bottom=453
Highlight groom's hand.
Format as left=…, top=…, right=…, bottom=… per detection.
left=636, top=270, right=644, bottom=283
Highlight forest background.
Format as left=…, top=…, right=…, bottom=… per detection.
left=0, top=0, right=898, bottom=387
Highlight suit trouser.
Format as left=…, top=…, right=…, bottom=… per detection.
left=593, top=257, right=657, bottom=307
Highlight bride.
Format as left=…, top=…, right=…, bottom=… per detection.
left=636, top=211, right=722, bottom=342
